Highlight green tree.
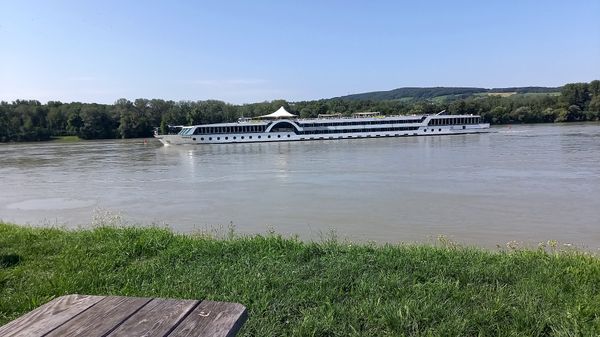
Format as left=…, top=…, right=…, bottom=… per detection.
left=78, top=105, right=115, bottom=139
left=542, top=108, right=557, bottom=123
left=588, top=95, right=600, bottom=113
left=589, top=80, right=600, bottom=97
left=66, top=109, right=83, bottom=134
left=560, top=83, right=589, bottom=109
left=47, top=106, right=67, bottom=135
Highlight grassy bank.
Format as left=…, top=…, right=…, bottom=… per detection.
left=50, top=135, right=81, bottom=142
left=1, top=223, right=599, bottom=336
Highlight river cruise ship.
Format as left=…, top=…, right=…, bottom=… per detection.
left=154, top=107, right=490, bottom=145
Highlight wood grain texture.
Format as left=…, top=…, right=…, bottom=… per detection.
left=167, top=300, right=247, bottom=337
left=44, top=296, right=152, bottom=337
left=1, top=295, right=247, bottom=337
left=106, top=298, right=199, bottom=337
left=0, top=294, right=103, bottom=337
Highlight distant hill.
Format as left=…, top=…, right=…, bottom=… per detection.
left=335, top=86, right=562, bottom=102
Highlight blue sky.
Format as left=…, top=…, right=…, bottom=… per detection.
left=1, top=0, right=599, bottom=104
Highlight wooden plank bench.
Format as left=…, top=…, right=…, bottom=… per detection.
left=0, top=294, right=247, bottom=337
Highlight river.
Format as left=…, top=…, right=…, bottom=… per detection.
left=1, top=123, right=599, bottom=249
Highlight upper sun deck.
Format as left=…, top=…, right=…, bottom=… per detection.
left=295, top=114, right=425, bottom=124
left=182, top=112, right=481, bottom=129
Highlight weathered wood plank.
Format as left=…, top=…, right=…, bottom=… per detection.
left=167, top=300, right=247, bottom=337
left=45, top=296, right=152, bottom=337
left=106, top=298, right=199, bottom=337
left=0, top=294, right=104, bottom=337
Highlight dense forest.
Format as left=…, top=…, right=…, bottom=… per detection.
left=0, top=81, right=598, bottom=142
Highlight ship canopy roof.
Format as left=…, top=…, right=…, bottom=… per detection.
left=258, top=106, right=297, bottom=119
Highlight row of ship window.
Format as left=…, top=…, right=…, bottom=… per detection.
left=299, top=126, right=419, bottom=134
left=193, top=125, right=267, bottom=135
left=196, top=128, right=460, bottom=142
left=298, top=119, right=423, bottom=127
left=428, top=117, right=480, bottom=126
left=198, top=134, right=292, bottom=141
left=194, top=126, right=467, bottom=141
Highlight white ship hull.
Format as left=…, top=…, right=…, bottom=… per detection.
left=155, top=123, right=490, bottom=145
left=155, top=110, right=490, bottom=145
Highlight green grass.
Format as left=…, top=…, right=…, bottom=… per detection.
left=484, top=92, right=517, bottom=97
left=1, top=223, right=599, bottom=336
left=50, top=135, right=81, bottom=142
left=518, top=92, right=562, bottom=97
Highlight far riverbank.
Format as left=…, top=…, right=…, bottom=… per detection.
left=2, top=80, right=599, bottom=142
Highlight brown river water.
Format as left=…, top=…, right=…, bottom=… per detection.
left=1, top=123, right=599, bottom=249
